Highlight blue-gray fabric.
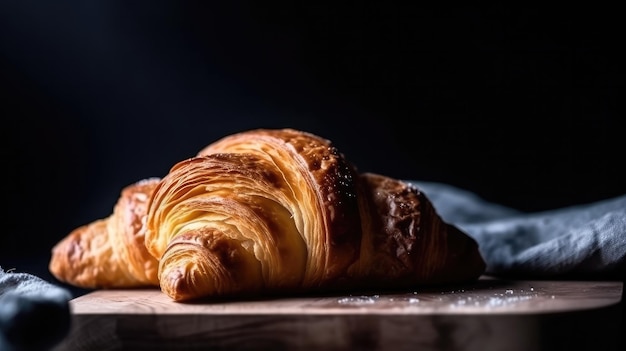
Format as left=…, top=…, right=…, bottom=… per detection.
left=411, top=181, right=626, bottom=280
left=0, top=267, right=71, bottom=351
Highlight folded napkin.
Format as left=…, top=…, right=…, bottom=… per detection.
left=0, top=267, right=72, bottom=351
left=411, top=181, right=626, bottom=281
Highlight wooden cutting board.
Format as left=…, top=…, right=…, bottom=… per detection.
left=53, top=276, right=623, bottom=351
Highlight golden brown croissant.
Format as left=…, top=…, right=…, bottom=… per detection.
left=49, top=178, right=161, bottom=288
left=144, top=128, right=486, bottom=301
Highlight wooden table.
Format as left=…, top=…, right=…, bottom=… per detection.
left=53, top=276, right=623, bottom=351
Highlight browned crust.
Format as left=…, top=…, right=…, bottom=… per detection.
left=49, top=178, right=161, bottom=288
left=357, top=172, right=486, bottom=286
left=112, top=178, right=161, bottom=283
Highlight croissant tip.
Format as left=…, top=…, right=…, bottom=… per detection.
left=161, top=267, right=201, bottom=302
left=441, top=224, right=487, bottom=283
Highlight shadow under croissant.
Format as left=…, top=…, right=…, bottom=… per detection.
left=173, top=278, right=506, bottom=305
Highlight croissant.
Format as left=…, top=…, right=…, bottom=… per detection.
left=48, top=129, right=485, bottom=301
left=144, top=128, right=486, bottom=301
left=49, top=178, right=161, bottom=288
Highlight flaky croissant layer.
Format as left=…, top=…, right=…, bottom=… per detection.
left=49, top=128, right=486, bottom=301
left=49, top=178, right=161, bottom=288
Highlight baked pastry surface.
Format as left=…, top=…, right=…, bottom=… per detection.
left=50, top=128, right=486, bottom=301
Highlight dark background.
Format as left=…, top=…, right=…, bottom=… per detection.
left=1, top=2, right=624, bottom=289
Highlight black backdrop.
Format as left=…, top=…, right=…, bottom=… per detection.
left=1, top=2, right=624, bottom=284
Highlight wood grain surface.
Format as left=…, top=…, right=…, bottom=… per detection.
left=53, top=276, right=623, bottom=351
